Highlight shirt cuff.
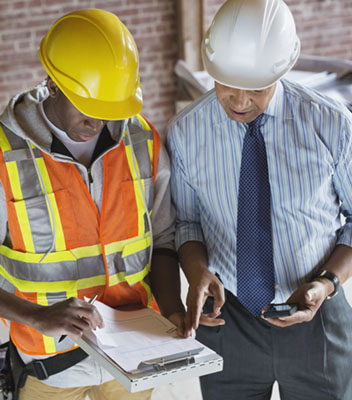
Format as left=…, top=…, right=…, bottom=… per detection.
left=175, top=223, right=204, bottom=251
left=336, top=223, right=352, bottom=248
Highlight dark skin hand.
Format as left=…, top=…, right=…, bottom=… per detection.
left=178, top=241, right=225, bottom=337
left=262, top=279, right=331, bottom=327
left=183, top=265, right=225, bottom=334
left=264, top=244, right=352, bottom=327
left=0, top=289, right=104, bottom=341
left=150, top=249, right=224, bottom=338
left=30, top=297, right=104, bottom=340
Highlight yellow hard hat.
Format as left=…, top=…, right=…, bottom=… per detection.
left=39, top=8, right=143, bottom=120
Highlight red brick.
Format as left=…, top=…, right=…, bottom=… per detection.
left=0, top=43, right=15, bottom=53
left=130, top=16, right=156, bottom=25
left=0, top=4, right=10, bottom=12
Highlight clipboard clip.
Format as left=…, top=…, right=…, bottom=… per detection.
left=138, top=347, right=204, bottom=372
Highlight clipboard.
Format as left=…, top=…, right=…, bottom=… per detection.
left=137, top=346, right=204, bottom=372
left=75, top=312, right=223, bottom=393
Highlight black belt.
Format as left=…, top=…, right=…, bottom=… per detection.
left=9, top=340, right=88, bottom=398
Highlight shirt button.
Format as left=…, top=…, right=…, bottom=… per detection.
left=275, top=283, right=279, bottom=289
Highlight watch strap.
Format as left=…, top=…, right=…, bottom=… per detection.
left=313, top=270, right=340, bottom=299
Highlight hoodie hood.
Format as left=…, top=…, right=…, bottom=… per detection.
left=0, top=82, right=125, bottom=153
left=0, top=82, right=53, bottom=152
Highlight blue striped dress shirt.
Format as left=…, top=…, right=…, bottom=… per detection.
left=167, top=79, right=352, bottom=303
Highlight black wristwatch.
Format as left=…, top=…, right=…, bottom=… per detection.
left=312, top=270, right=340, bottom=299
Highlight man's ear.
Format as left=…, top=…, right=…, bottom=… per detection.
left=47, top=77, right=59, bottom=98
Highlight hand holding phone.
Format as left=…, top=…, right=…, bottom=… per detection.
left=263, top=303, right=298, bottom=319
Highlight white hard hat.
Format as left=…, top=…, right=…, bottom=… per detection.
left=201, top=0, right=300, bottom=90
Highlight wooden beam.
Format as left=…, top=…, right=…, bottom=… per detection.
left=177, top=0, right=203, bottom=71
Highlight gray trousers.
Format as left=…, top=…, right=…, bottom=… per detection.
left=197, top=288, right=352, bottom=400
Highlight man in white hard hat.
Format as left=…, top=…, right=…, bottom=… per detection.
left=166, top=0, right=352, bottom=398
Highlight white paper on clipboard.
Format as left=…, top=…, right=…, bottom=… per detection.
left=89, top=301, right=213, bottom=373
left=76, top=300, right=223, bottom=392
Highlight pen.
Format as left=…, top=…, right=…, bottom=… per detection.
left=58, top=294, right=98, bottom=343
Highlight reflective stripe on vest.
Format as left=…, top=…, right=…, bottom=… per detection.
left=0, top=115, right=161, bottom=355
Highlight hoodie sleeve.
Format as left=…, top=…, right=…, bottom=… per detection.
left=151, top=143, right=176, bottom=251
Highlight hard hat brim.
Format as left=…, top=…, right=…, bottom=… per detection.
left=60, top=83, right=143, bottom=121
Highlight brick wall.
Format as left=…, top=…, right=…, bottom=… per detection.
left=288, top=0, right=352, bottom=59
left=0, top=0, right=178, bottom=133
left=1, top=0, right=352, bottom=133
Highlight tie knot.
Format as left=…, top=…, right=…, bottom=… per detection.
left=247, top=113, right=264, bottom=133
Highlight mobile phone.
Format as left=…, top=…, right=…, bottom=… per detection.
left=263, top=303, right=298, bottom=319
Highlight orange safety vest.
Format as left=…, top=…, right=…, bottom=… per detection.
left=0, top=114, right=161, bottom=356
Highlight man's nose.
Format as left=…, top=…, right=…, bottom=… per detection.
left=230, top=89, right=251, bottom=110
left=84, top=117, right=104, bottom=133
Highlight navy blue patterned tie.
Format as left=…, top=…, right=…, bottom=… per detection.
left=236, top=113, right=275, bottom=316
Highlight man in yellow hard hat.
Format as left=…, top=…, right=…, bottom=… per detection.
left=0, top=8, right=184, bottom=399
left=165, top=0, right=352, bottom=399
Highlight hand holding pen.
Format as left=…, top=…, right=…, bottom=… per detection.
left=58, top=294, right=101, bottom=342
